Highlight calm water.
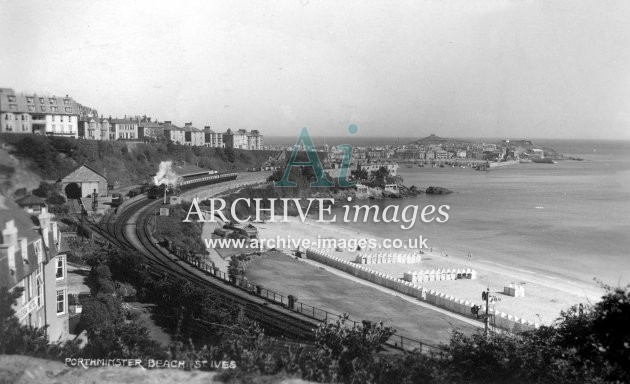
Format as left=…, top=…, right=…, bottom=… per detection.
left=330, top=140, right=630, bottom=287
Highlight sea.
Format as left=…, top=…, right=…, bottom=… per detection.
left=268, top=137, right=630, bottom=289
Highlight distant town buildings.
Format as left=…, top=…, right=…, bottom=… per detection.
left=0, top=87, right=265, bottom=151
left=223, top=128, right=248, bottom=149
left=2, top=87, right=546, bottom=161
left=0, top=88, right=90, bottom=138
left=203, top=126, right=223, bottom=148
left=223, top=128, right=263, bottom=150
left=138, top=119, right=162, bottom=141
left=110, top=118, right=139, bottom=140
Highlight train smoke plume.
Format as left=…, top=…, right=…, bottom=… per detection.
left=154, top=161, right=178, bottom=186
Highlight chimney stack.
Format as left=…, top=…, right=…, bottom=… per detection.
left=38, top=207, right=51, bottom=246
left=1, top=220, right=18, bottom=248
left=3, top=244, right=17, bottom=274
left=20, top=237, right=27, bottom=264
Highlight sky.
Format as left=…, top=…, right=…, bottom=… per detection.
left=1, top=0, right=629, bottom=140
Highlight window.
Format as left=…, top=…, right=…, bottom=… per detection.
left=56, top=289, right=66, bottom=314
left=39, top=97, right=44, bottom=104
left=65, top=107, right=72, bottom=113
left=36, top=272, right=43, bottom=308
left=40, top=106, right=46, bottom=111
left=7, top=95, right=15, bottom=102
left=50, top=98, right=56, bottom=105
left=63, top=99, right=70, bottom=105
left=9, top=104, right=17, bottom=111
left=34, top=240, right=41, bottom=259
left=26, top=97, right=33, bottom=103
left=56, top=255, right=65, bottom=279
left=28, top=105, right=35, bottom=112
left=27, top=274, right=33, bottom=300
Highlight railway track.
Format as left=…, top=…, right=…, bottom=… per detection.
left=87, top=183, right=443, bottom=354
left=89, top=194, right=320, bottom=341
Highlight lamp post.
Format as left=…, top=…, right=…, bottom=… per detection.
left=480, top=287, right=500, bottom=337
left=484, top=287, right=489, bottom=336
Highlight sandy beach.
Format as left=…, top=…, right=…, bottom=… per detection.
left=254, top=216, right=605, bottom=325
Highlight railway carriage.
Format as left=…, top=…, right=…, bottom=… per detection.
left=148, top=164, right=238, bottom=199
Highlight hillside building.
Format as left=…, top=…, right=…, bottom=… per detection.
left=0, top=198, right=70, bottom=341
left=0, top=88, right=89, bottom=138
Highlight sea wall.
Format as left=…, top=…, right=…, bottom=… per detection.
left=489, top=160, right=519, bottom=168
left=305, top=248, right=538, bottom=333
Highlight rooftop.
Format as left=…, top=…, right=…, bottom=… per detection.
left=0, top=197, right=45, bottom=288
left=15, top=195, right=46, bottom=207
left=171, top=163, right=213, bottom=177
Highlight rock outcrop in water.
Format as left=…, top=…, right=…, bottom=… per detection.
left=425, top=186, right=453, bottom=195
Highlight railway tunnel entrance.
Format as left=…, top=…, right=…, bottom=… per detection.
left=64, top=182, right=82, bottom=199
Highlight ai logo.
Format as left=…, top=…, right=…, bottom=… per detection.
left=274, top=124, right=358, bottom=188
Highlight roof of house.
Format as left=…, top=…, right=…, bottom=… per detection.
left=0, top=90, right=79, bottom=115
left=15, top=195, right=46, bottom=207
left=171, top=163, right=213, bottom=177
left=59, top=164, right=107, bottom=182
left=110, top=118, right=138, bottom=125
left=138, top=121, right=162, bottom=128
left=0, top=197, right=44, bottom=288
left=0, top=196, right=40, bottom=244
left=160, top=122, right=182, bottom=131
left=164, top=125, right=203, bottom=133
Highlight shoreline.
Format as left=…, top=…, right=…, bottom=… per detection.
left=254, top=216, right=605, bottom=325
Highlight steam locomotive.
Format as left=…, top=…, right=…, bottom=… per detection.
left=147, top=172, right=238, bottom=199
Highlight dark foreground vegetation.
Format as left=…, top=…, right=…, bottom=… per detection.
left=1, top=239, right=628, bottom=383
left=0, top=133, right=276, bottom=185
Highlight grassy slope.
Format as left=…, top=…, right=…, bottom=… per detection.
left=245, top=251, right=477, bottom=345
left=0, top=133, right=278, bottom=186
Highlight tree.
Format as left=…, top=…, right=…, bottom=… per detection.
left=224, top=147, right=236, bottom=163
left=0, top=287, right=57, bottom=356
left=351, top=166, right=368, bottom=181
left=373, top=166, right=390, bottom=179
left=33, top=182, right=57, bottom=199
left=590, top=284, right=630, bottom=380
left=307, top=315, right=395, bottom=383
